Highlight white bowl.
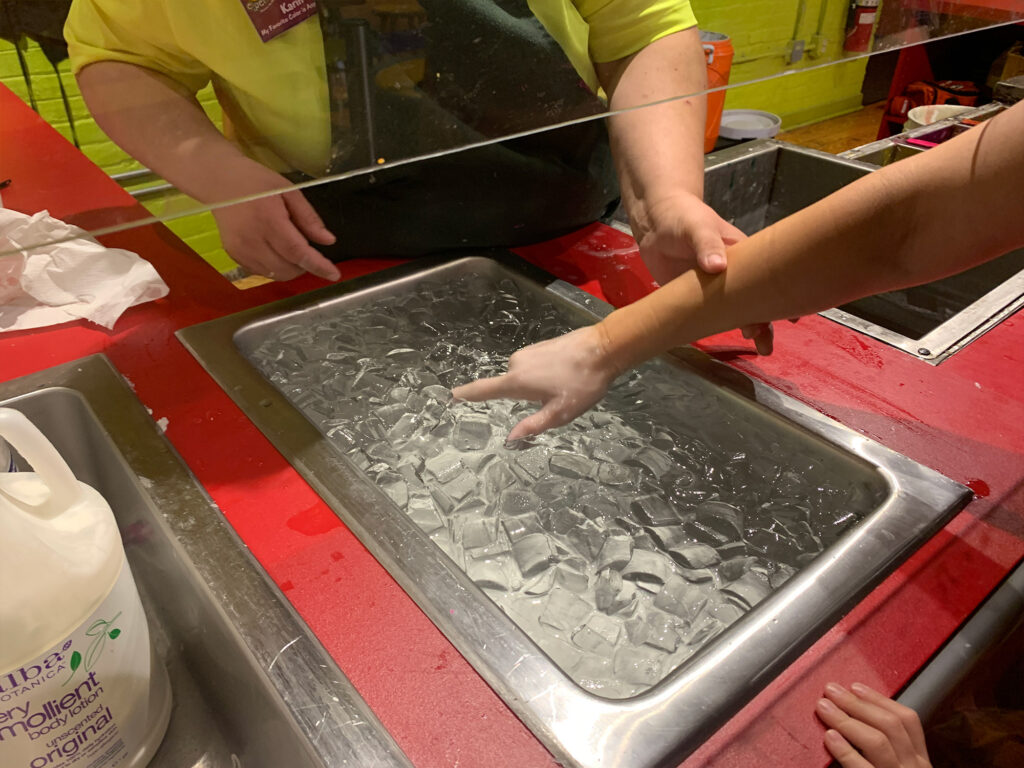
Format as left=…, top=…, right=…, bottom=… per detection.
left=905, top=104, right=973, bottom=131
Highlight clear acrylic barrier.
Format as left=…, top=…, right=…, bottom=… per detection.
left=0, top=0, right=1021, bottom=262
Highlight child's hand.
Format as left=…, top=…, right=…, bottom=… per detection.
left=816, top=682, right=932, bottom=768
left=451, top=326, right=618, bottom=442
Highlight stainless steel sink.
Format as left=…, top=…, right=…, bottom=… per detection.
left=179, top=254, right=970, bottom=768
left=0, top=356, right=411, bottom=768
left=703, top=137, right=1024, bottom=363
left=837, top=141, right=927, bottom=167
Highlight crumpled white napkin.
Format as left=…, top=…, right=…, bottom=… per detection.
left=0, top=208, right=169, bottom=332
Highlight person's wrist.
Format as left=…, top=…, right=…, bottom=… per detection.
left=592, top=319, right=631, bottom=382
left=197, top=152, right=286, bottom=206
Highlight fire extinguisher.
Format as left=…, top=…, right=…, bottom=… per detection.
left=844, top=0, right=880, bottom=53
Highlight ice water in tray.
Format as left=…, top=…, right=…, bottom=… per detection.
left=246, top=267, right=884, bottom=699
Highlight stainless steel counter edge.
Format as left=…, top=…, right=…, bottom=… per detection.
left=177, top=253, right=971, bottom=768
left=0, top=355, right=413, bottom=768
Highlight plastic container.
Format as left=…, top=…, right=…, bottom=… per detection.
left=718, top=109, right=782, bottom=140
left=701, top=31, right=734, bottom=153
left=905, top=104, right=974, bottom=131
left=0, top=408, right=171, bottom=768
left=0, top=435, right=14, bottom=472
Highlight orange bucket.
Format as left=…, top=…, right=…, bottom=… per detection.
left=700, top=31, right=734, bottom=153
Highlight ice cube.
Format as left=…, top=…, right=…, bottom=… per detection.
left=407, top=493, right=444, bottom=533
left=718, top=556, right=757, bottom=582
left=422, top=384, right=451, bottom=403
left=541, top=506, right=586, bottom=536
left=612, top=647, right=663, bottom=687
left=366, top=443, right=401, bottom=465
left=695, top=501, right=744, bottom=540
left=572, top=613, right=621, bottom=655
left=513, top=445, right=550, bottom=481
left=523, top=568, right=556, bottom=595
left=630, top=495, right=680, bottom=526
left=549, top=453, right=595, bottom=480
left=377, top=471, right=408, bottom=508
left=627, top=447, right=675, bottom=478
left=453, top=417, right=492, bottom=451
left=642, top=611, right=680, bottom=653
left=669, top=543, right=721, bottom=570
left=554, top=564, right=589, bottom=594
left=564, top=520, right=606, bottom=560
left=498, top=489, right=541, bottom=517
left=596, top=535, right=633, bottom=572
left=621, top=550, right=674, bottom=585
left=721, top=571, right=771, bottom=611
left=424, top=451, right=466, bottom=483
left=502, top=514, right=545, bottom=543
left=597, top=463, right=635, bottom=486
left=653, top=575, right=709, bottom=620
left=386, top=348, right=423, bottom=367
left=483, top=462, right=518, bottom=496
left=467, top=557, right=511, bottom=591
left=539, top=588, right=593, bottom=632
left=511, top=532, right=557, bottom=577
left=442, top=470, right=479, bottom=502
left=462, top=518, right=497, bottom=550
left=387, top=413, right=419, bottom=442
left=595, top=570, right=638, bottom=616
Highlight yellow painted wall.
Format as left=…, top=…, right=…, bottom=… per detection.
left=692, top=0, right=870, bottom=128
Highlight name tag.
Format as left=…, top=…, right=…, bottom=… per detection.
left=239, top=0, right=318, bottom=43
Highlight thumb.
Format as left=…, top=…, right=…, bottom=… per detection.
left=691, top=226, right=728, bottom=273
left=284, top=190, right=337, bottom=245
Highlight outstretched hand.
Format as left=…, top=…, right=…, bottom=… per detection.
left=451, top=326, right=618, bottom=442
left=816, top=682, right=932, bottom=768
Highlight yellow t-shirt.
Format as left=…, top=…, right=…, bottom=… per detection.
left=65, top=0, right=696, bottom=176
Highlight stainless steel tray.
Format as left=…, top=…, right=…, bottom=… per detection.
left=179, top=253, right=970, bottom=768
left=0, top=356, right=411, bottom=768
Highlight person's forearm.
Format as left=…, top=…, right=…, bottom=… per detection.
left=597, top=101, right=1024, bottom=372
left=76, top=61, right=256, bottom=204
left=595, top=27, right=708, bottom=214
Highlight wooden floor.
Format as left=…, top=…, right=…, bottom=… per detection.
left=777, top=101, right=887, bottom=154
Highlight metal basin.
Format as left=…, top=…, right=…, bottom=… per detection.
left=179, top=254, right=969, bottom=768
left=0, top=356, right=410, bottom=768
left=838, top=141, right=927, bottom=167
left=704, top=138, right=1024, bottom=363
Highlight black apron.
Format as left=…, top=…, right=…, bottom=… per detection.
left=296, top=0, right=619, bottom=259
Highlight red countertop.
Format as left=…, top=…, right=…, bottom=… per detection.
left=3, top=84, right=1023, bottom=768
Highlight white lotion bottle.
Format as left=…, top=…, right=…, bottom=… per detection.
left=0, top=408, right=171, bottom=768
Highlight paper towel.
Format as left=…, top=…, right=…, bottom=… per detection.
left=0, top=209, right=169, bottom=332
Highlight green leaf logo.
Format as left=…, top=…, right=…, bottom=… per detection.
left=108, top=629, right=121, bottom=639
left=69, top=651, right=81, bottom=671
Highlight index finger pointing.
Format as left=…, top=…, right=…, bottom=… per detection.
left=452, top=375, right=519, bottom=403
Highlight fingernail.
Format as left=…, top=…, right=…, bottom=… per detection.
left=825, top=683, right=846, bottom=697
left=824, top=729, right=844, bottom=745
left=850, top=682, right=870, bottom=695
left=705, top=253, right=726, bottom=270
